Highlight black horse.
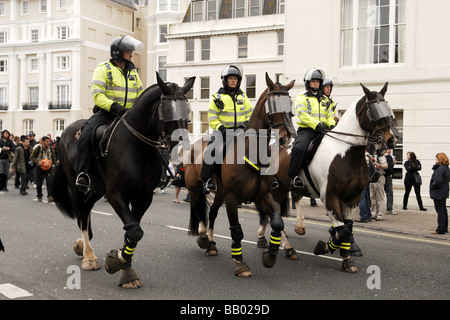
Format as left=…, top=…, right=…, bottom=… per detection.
left=52, top=73, right=195, bottom=288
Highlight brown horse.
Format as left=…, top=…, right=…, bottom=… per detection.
left=185, top=73, right=296, bottom=277
left=262, top=83, right=398, bottom=272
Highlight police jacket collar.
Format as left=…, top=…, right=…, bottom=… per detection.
left=109, top=59, right=136, bottom=73
left=218, top=87, right=244, bottom=96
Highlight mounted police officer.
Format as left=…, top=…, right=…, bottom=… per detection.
left=75, top=35, right=144, bottom=192
left=201, top=64, right=253, bottom=194
left=288, top=69, right=336, bottom=189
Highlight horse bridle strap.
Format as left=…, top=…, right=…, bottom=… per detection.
left=120, top=116, right=166, bottom=149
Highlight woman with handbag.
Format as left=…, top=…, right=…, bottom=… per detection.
left=429, top=153, right=449, bottom=234
left=403, top=151, right=427, bottom=211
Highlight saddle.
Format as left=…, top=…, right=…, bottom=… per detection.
left=304, top=132, right=325, bottom=165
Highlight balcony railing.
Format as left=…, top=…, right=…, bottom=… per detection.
left=48, top=102, right=72, bottom=110
left=0, top=104, right=7, bottom=111
left=22, top=103, right=39, bottom=110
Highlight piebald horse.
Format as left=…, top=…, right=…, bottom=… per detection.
left=185, top=73, right=296, bottom=277
left=261, top=83, right=398, bottom=272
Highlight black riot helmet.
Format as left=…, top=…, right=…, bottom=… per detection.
left=110, top=35, right=144, bottom=62
left=304, top=68, right=326, bottom=92
left=221, top=64, right=243, bottom=91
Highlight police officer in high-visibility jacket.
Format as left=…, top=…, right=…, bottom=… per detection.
left=288, top=69, right=336, bottom=189
left=201, top=64, right=253, bottom=194
left=75, top=35, right=144, bottom=192
left=323, top=76, right=337, bottom=120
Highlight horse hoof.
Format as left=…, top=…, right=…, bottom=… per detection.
left=197, top=235, right=209, bottom=249
left=284, top=248, right=298, bottom=260
left=257, top=237, right=268, bottom=248
left=313, top=240, right=329, bottom=255
left=105, top=250, right=124, bottom=274
left=262, top=251, right=277, bottom=268
left=233, top=259, right=252, bottom=278
left=119, top=269, right=142, bottom=289
left=350, top=243, right=363, bottom=257
left=205, top=242, right=218, bottom=256
left=294, top=225, right=306, bottom=236
left=341, top=258, right=359, bottom=273
left=82, top=258, right=100, bottom=271
left=73, top=239, right=84, bottom=256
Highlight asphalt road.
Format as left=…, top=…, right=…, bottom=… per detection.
left=0, top=185, right=449, bottom=304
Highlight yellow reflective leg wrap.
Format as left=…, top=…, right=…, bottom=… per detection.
left=270, top=235, right=281, bottom=246
left=121, top=242, right=136, bottom=261
left=327, top=238, right=340, bottom=253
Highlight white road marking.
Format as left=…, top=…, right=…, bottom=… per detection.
left=166, top=225, right=342, bottom=261
left=0, top=283, right=33, bottom=299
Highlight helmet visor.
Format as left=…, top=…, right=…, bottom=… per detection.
left=121, top=36, right=144, bottom=55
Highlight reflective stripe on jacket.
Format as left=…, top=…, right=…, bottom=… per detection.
left=294, top=91, right=336, bottom=129
left=91, top=60, right=144, bottom=112
left=208, top=88, right=253, bottom=130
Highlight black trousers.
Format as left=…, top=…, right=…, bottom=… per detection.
left=403, top=184, right=424, bottom=209
left=36, top=167, right=53, bottom=198
left=288, top=127, right=320, bottom=180
left=76, top=110, right=116, bottom=175
left=433, top=199, right=448, bottom=234
left=18, top=171, right=29, bottom=194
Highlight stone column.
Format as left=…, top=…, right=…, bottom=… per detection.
left=37, top=53, right=46, bottom=110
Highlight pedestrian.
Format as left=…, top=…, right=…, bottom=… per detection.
left=10, top=135, right=32, bottom=195
left=173, top=163, right=186, bottom=203
left=369, top=153, right=388, bottom=221
left=429, top=152, right=449, bottom=234
left=0, top=129, right=16, bottom=191
left=403, top=151, right=427, bottom=211
left=30, top=136, right=57, bottom=202
left=384, top=149, right=397, bottom=214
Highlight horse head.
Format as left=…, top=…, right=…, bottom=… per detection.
left=260, top=73, right=296, bottom=145
left=156, top=72, right=196, bottom=149
left=357, top=82, right=399, bottom=156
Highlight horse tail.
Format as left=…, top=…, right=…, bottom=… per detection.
left=52, top=163, right=77, bottom=219
left=188, top=191, right=209, bottom=236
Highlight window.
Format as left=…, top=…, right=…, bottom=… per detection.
left=238, top=35, right=248, bottom=59
left=0, top=3, right=5, bottom=16
left=279, top=0, right=285, bottom=14
left=278, top=31, right=284, bottom=56
left=158, top=0, right=178, bottom=11
left=392, top=110, right=403, bottom=179
left=186, top=39, right=195, bottom=62
left=29, top=58, right=38, bottom=72
left=200, top=111, right=210, bottom=133
left=31, top=29, right=39, bottom=42
left=193, top=0, right=204, bottom=21
left=0, top=87, right=7, bottom=110
left=0, top=59, right=7, bottom=73
left=246, top=75, right=256, bottom=99
left=200, top=77, right=210, bottom=100
left=249, top=0, right=261, bottom=16
left=24, top=120, right=35, bottom=135
left=56, top=55, right=70, bottom=70
left=158, top=56, right=167, bottom=81
left=56, top=84, right=70, bottom=107
left=21, top=0, right=29, bottom=15
left=40, top=0, right=47, bottom=13
left=54, top=119, right=66, bottom=137
left=29, top=87, right=39, bottom=109
left=341, top=0, right=406, bottom=66
left=159, top=24, right=168, bottom=43
left=235, top=0, right=246, bottom=18
left=57, top=26, right=70, bottom=39
left=57, top=0, right=67, bottom=10
left=0, top=31, right=7, bottom=44
left=201, top=38, right=210, bottom=61
left=207, top=0, right=217, bottom=20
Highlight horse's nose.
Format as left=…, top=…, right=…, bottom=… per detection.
left=387, top=136, right=397, bottom=149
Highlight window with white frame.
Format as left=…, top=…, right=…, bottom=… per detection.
left=201, top=38, right=210, bottom=61
left=56, top=84, right=70, bottom=106
left=158, top=0, right=178, bottom=12
left=21, top=0, right=29, bottom=15
left=24, top=120, right=35, bottom=134
left=29, top=58, right=38, bottom=72
left=341, top=0, right=406, bottom=67
left=0, top=59, right=7, bottom=73
left=193, top=0, right=203, bottom=21
left=186, top=39, right=195, bottom=62
left=158, top=56, right=167, bottom=81
left=29, top=87, right=39, bottom=108
left=200, top=77, right=210, bottom=100
left=0, top=31, right=7, bottom=44
left=0, top=2, right=5, bottom=16
left=40, top=0, right=47, bottom=13
left=278, top=31, right=284, bottom=56
left=0, top=87, right=7, bottom=110
left=54, top=119, right=66, bottom=137
left=31, top=29, right=39, bottom=42
left=57, top=0, right=67, bottom=10
left=235, top=0, right=246, bottom=18
left=246, top=75, right=256, bottom=99
left=207, top=0, right=217, bottom=20
left=57, top=26, right=70, bottom=39
left=249, top=0, right=261, bottom=16
left=159, top=24, right=168, bottom=43
left=238, top=35, right=248, bottom=59
left=56, top=55, right=70, bottom=71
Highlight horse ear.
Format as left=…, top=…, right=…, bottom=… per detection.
left=182, top=76, right=196, bottom=94
left=286, top=79, right=296, bottom=91
left=265, top=72, right=276, bottom=91
left=360, top=83, right=375, bottom=99
left=379, top=82, right=389, bottom=97
left=156, top=72, right=172, bottom=95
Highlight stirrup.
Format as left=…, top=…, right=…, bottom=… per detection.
left=76, top=172, right=90, bottom=193
left=290, top=176, right=304, bottom=190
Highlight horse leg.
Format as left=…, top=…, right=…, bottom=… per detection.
left=225, top=195, right=251, bottom=277
left=255, top=196, right=284, bottom=268
left=343, top=206, right=363, bottom=257
left=105, top=195, right=144, bottom=288
left=257, top=213, right=269, bottom=248
left=205, top=194, right=223, bottom=256
left=293, top=195, right=306, bottom=235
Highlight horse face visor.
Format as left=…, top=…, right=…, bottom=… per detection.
left=159, top=99, right=191, bottom=123
left=265, top=94, right=293, bottom=116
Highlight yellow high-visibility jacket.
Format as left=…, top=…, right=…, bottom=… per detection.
left=294, top=91, right=336, bottom=129
left=91, top=60, right=144, bottom=112
left=208, top=88, right=253, bottom=130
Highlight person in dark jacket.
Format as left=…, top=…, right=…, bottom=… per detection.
left=403, top=151, right=427, bottom=211
left=0, top=129, right=15, bottom=191
left=430, top=152, right=450, bottom=234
